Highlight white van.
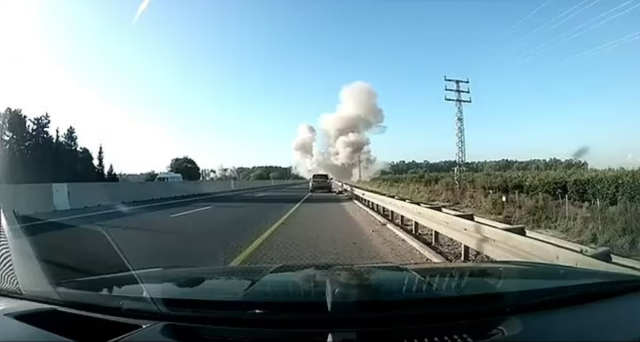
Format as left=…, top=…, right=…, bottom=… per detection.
left=155, top=172, right=184, bottom=182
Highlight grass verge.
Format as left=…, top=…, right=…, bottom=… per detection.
left=359, top=180, right=640, bottom=259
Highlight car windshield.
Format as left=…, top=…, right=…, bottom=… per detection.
left=1, top=0, right=639, bottom=318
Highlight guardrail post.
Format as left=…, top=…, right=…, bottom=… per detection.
left=399, top=215, right=405, bottom=227
left=587, top=247, right=613, bottom=262
left=389, top=211, right=395, bottom=222
left=461, top=244, right=470, bottom=261
left=432, top=230, right=440, bottom=245
left=350, top=184, right=640, bottom=273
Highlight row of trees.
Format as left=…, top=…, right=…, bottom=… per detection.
left=0, top=108, right=118, bottom=184
left=2, top=108, right=304, bottom=184
left=382, top=158, right=589, bottom=175
left=144, top=161, right=304, bottom=182
left=235, top=166, right=301, bottom=181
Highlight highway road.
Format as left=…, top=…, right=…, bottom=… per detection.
left=14, top=184, right=425, bottom=284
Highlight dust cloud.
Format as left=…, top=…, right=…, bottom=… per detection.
left=292, top=81, right=386, bottom=181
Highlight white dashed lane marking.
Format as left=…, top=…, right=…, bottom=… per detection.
left=170, top=206, right=212, bottom=218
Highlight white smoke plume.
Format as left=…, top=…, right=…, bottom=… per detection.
left=215, top=165, right=238, bottom=180
left=293, top=124, right=316, bottom=160
left=292, top=81, right=386, bottom=181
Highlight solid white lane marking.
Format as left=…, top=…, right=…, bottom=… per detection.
left=170, top=206, right=212, bottom=218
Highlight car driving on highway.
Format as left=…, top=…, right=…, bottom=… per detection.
left=309, top=173, right=332, bottom=193
left=3, top=0, right=640, bottom=340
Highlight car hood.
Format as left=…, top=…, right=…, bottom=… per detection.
left=55, top=261, right=637, bottom=304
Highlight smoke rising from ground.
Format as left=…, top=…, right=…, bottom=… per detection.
left=572, top=146, right=590, bottom=159
left=292, top=81, right=386, bottom=181
left=293, top=124, right=316, bottom=160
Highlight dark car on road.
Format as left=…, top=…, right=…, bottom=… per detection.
left=309, top=173, right=332, bottom=193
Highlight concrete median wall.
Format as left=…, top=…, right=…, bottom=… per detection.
left=0, top=184, right=57, bottom=215
left=0, top=180, right=303, bottom=215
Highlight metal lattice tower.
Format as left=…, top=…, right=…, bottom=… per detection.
left=445, top=76, right=472, bottom=190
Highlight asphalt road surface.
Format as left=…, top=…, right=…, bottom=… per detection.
left=15, top=185, right=425, bottom=284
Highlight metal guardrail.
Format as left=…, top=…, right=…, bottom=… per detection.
left=335, top=181, right=640, bottom=276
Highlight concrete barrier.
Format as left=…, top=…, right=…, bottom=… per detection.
left=0, top=180, right=303, bottom=215
left=0, top=184, right=56, bottom=215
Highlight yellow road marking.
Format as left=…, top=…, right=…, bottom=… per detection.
left=229, top=193, right=311, bottom=266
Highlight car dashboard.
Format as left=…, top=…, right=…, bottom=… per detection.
left=1, top=288, right=640, bottom=341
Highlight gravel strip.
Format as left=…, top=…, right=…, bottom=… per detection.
left=359, top=200, right=493, bottom=263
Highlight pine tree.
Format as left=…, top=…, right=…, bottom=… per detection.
left=106, top=164, right=118, bottom=182
left=62, top=126, right=78, bottom=150
left=96, top=144, right=106, bottom=181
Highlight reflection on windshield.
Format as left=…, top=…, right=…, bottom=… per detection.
left=1, top=0, right=640, bottom=319
left=53, top=263, right=638, bottom=307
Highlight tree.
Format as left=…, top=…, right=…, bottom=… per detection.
left=269, top=171, right=284, bottom=180
left=235, top=166, right=295, bottom=180
left=77, top=148, right=97, bottom=182
left=25, top=113, right=54, bottom=182
left=106, top=164, right=119, bottom=182
left=96, top=144, right=106, bottom=181
left=168, top=156, right=201, bottom=181
left=59, top=126, right=80, bottom=182
left=51, top=127, right=63, bottom=182
left=249, top=170, right=268, bottom=180
left=1, top=108, right=30, bottom=183
left=0, top=109, right=103, bottom=184
left=144, top=170, right=158, bottom=182
left=62, top=126, right=78, bottom=150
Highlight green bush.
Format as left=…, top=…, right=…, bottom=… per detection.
left=373, top=169, right=640, bottom=205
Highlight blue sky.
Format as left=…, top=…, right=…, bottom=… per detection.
left=1, top=0, right=639, bottom=173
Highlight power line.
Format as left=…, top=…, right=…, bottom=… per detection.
left=522, top=0, right=593, bottom=39
left=568, top=30, right=640, bottom=59
left=591, top=34, right=640, bottom=56
left=561, top=1, right=640, bottom=42
left=541, top=0, right=601, bottom=34
left=580, top=31, right=640, bottom=57
left=506, top=0, right=555, bottom=32
left=357, top=154, right=362, bottom=182
left=520, top=0, right=638, bottom=58
left=444, top=77, right=472, bottom=191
